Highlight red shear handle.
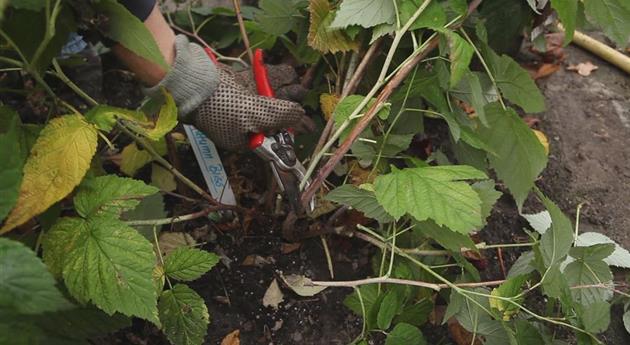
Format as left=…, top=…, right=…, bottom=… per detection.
left=252, top=49, right=275, bottom=98
left=249, top=49, right=275, bottom=149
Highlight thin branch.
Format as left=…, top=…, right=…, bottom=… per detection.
left=232, top=0, right=254, bottom=65
left=126, top=207, right=213, bottom=226
left=309, top=276, right=505, bottom=291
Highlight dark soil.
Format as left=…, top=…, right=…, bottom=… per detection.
left=535, top=38, right=630, bottom=345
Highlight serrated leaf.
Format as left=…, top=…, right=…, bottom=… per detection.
left=141, top=91, right=178, bottom=141
left=151, top=163, right=176, bottom=192
left=538, top=192, right=574, bottom=268
left=36, top=307, right=131, bottom=340
left=584, top=0, right=630, bottom=48
left=326, top=184, right=394, bottom=223
left=471, top=180, right=501, bottom=225
left=94, top=0, right=169, bottom=70
left=119, top=139, right=167, bottom=176
left=452, top=72, right=490, bottom=126
left=374, top=165, right=487, bottom=233
left=393, top=300, right=433, bottom=326
left=334, top=95, right=391, bottom=141
left=344, top=284, right=382, bottom=329
left=442, top=30, right=474, bottom=88
left=330, top=0, right=395, bottom=29
left=73, top=175, right=158, bottom=218
left=308, top=0, right=358, bottom=53
left=60, top=217, right=159, bottom=324
left=507, top=251, right=536, bottom=278
left=477, top=104, right=547, bottom=208
left=385, top=323, right=426, bottom=345
left=483, top=49, right=545, bottom=113
left=159, top=284, right=209, bottom=345
left=85, top=105, right=149, bottom=133
left=513, top=320, right=544, bottom=344
left=255, top=0, right=301, bottom=35
left=577, top=301, right=610, bottom=333
left=0, top=107, right=25, bottom=221
left=121, top=193, right=167, bottom=240
left=0, top=115, right=98, bottom=234
left=522, top=211, right=552, bottom=234
left=414, top=220, right=477, bottom=253
left=0, top=238, right=71, bottom=314
left=399, top=0, right=446, bottom=30
left=489, top=275, right=527, bottom=318
left=42, top=217, right=84, bottom=278
left=569, top=243, right=615, bottom=261
left=551, top=0, right=578, bottom=45
left=377, top=290, right=402, bottom=330
left=164, top=247, right=219, bottom=282
left=565, top=250, right=613, bottom=305
left=575, top=232, right=630, bottom=268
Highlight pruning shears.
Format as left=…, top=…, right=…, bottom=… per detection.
left=204, top=47, right=315, bottom=213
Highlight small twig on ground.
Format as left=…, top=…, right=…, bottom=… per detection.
left=231, top=0, right=254, bottom=65
left=320, top=235, right=335, bottom=279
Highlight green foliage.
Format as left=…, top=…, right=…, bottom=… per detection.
left=0, top=107, right=25, bottom=221
left=159, top=284, right=210, bottom=345
left=477, top=104, right=547, bottom=209
left=374, top=165, right=487, bottom=233
left=74, top=175, right=159, bottom=218
left=164, top=247, right=220, bottom=282
left=385, top=323, right=426, bottom=345
left=0, top=238, right=71, bottom=314
left=583, top=0, right=630, bottom=48
left=330, top=0, right=395, bottom=29
left=93, top=0, right=169, bottom=70
left=326, top=184, right=394, bottom=223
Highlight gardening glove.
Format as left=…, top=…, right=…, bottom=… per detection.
left=146, top=35, right=307, bottom=150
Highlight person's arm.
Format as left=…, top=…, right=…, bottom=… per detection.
left=112, top=3, right=175, bottom=86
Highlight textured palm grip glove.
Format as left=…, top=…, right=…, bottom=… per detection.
left=146, top=35, right=306, bottom=150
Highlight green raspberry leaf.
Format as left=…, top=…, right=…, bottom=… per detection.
left=385, top=323, right=426, bottom=345
left=478, top=104, right=547, bottom=209
left=584, top=0, right=630, bottom=48
left=483, top=48, right=545, bottom=113
left=0, top=106, right=26, bottom=222
left=0, top=238, right=72, bottom=315
left=74, top=175, right=159, bottom=218
left=60, top=217, right=159, bottom=324
left=159, top=284, right=209, bottom=345
left=326, top=184, right=394, bottom=224
left=164, top=247, right=220, bottom=282
left=551, top=0, right=578, bottom=45
left=374, top=165, right=487, bottom=233
left=330, top=0, right=395, bottom=29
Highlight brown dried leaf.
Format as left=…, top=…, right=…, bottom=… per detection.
left=241, top=255, right=274, bottom=267
left=281, top=242, right=302, bottom=254
left=158, top=232, right=196, bottom=256
left=220, top=330, right=240, bottom=345
left=531, top=63, right=561, bottom=80
left=320, top=93, right=340, bottom=121
left=448, top=318, right=482, bottom=345
left=567, top=61, right=599, bottom=76
left=262, top=279, right=284, bottom=309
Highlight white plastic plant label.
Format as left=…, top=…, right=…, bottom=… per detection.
left=183, top=124, right=236, bottom=205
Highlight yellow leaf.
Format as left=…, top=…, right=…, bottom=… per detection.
left=320, top=93, right=340, bottom=121
left=532, top=129, right=549, bottom=155
left=119, top=139, right=166, bottom=176
left=1, top=115, right=97, bottom=233
left=308, top=0, right=359, bottom=53
left=143, top=90, right=178, bottom=141
left=120, top=143, right=153, bottom=176
left=151, top=163, right=176, bottom=192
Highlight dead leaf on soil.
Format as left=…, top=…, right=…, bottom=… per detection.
left=220, top=330, right=240, bottom=345
left=262, top=279, right=284, bottom=309
left=280, top=273, right=327, bottom=297
left=448, top=318, right=482, bottom=345
left=532, top=129, right=550, bottom=155
left=281, top=242, right=302, bottom=254
left=158, top=232, right=196, bottom=256
left=528, top=63, right=561, bottom=80
left=241, top=255, right=274, bottom=267
left=567, top=61, right=599, bottom=76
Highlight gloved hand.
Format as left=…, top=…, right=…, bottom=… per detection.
left=146, top=35, right=308, bottom=150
